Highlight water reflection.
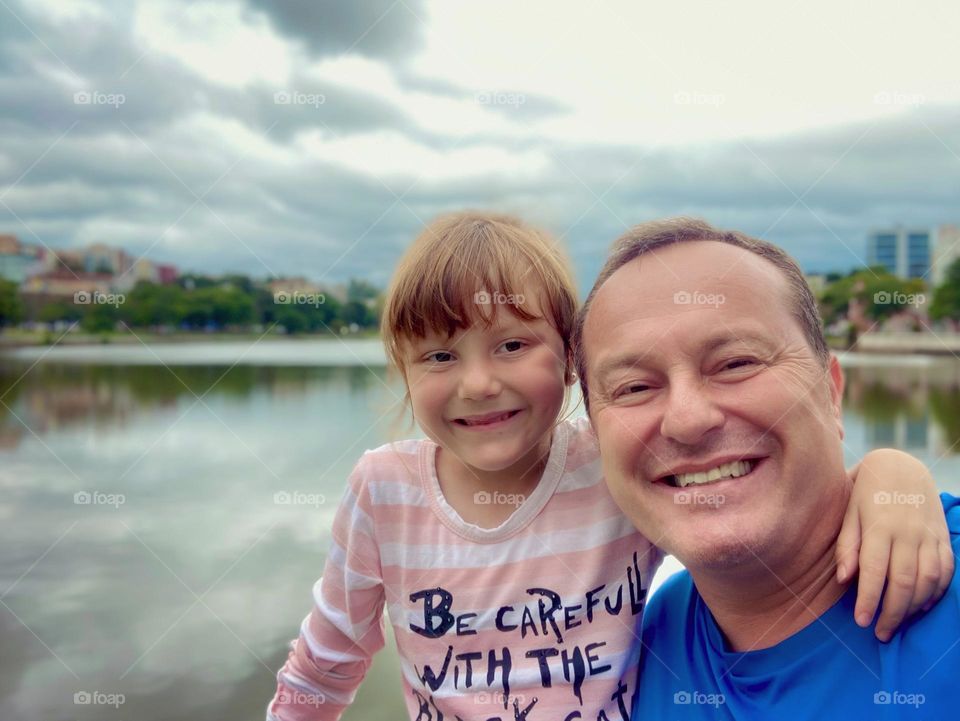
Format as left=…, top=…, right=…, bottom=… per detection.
left=0, top=364, right=395, bottom=448
left=2, top=347, right=960, bottom=720
left=844, top=361, right=960, bottom=461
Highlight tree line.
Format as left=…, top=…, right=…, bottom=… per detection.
left=0, top=275, right=383, bottom=334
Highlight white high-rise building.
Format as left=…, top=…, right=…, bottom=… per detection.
left=932, top=225, right=960, bottom=286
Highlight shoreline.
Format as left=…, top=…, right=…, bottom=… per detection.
left=0, top=329, right=380, bottom=348
left=2, top=331, right=959, bottom=367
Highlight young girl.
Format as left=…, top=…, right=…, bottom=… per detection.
left=267, top=212, right=952, bottom=721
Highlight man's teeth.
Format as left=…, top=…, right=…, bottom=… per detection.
left=672, top=460, right=755, bottom=488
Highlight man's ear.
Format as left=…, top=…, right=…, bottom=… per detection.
left=827, top=353, right=845, bottom=440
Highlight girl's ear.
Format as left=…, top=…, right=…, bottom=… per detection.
left=564, top=351, right=578, bottom=386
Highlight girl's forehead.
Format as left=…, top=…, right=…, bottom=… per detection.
left=409, top=309, right=556, bottom=346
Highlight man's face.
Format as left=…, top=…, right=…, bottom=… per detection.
left=583, top=241, right=847, bottom=570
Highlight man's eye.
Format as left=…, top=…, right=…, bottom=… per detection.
left=617, top=383, right=650, bottom=397
left=424, top=351, right=454, bottom=363
left=723, top=358, right=756, bottom=371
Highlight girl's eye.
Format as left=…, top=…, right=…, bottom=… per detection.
left=424, top=351, right=454, bottom=364
left=499, top=340, right=526, bottom=353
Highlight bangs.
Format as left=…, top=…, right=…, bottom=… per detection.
left=398, top=248, right=548, bottom=340
left=381, top=211, right=578, bottom=376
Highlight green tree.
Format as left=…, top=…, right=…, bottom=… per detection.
left=81, top=301, right=120, bottom=333
left=221, top=274, right=256, bottom=295
left=175, top=286, right=254, bottom=328
left=818, top=267, right=927, bottom=325
left=121, top=281, right=185, bottom=327
left=347, top=278, right=379, bottom=303
left=930, top=257, right=960, bottom=321
left=273, top=306, right=308, bottom=334
left=342, top=300, right=375, bottom=328
left=177, top=273, right=217, bottom=291
left=0, top=279, right=23, bottom=328
left=37, top=300, right=81, bottom=323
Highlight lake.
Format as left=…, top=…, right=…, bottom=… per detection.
left=2, top=339, right=959, bottom=720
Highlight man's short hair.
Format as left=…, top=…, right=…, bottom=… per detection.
left=571, top=217, right=830, bottom=412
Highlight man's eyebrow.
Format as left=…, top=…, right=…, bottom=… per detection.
left=700, top=333, right=774, bottom=354
left=592, top=332, right=774, bottom=382
left=593, top=352, right=654, bottom=385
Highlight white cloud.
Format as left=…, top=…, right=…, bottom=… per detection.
left=132, top=0, right=293, bottom=88
left=415, top=0, right=960, bottom=145
left=298, top=129, right=551, bottom=182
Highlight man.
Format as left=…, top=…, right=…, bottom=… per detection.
left=571, top=218, right=959, bottom=719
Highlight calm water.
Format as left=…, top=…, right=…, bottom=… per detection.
left=2, top=340, right=960, bottom=721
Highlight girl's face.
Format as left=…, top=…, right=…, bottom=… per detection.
left=402, top=295, right=571, bottom=484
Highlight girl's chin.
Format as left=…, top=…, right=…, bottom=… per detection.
left=459, top=448, right=531, bottom=474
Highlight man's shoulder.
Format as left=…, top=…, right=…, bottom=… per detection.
left=945, top=492, right=960, bottom=545
left=643, top=568, right=696, bottom=633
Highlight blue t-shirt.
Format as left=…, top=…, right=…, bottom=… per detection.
left=634, top=494, right=960, bottom=720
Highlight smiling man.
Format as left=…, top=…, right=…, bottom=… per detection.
left=572, top=218, right=960, bottom=719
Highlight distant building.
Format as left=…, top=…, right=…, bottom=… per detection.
left=0, top=234, right=44, bottom=283
left=2, top=235, right=180, bottom=292
left=866, top=226, right=931, bottom=279
left=21, top=270, right=115, bottom=299
left=266, top=277, right=325, bottom=296
left=2, top=232, right=180, bottom=300
left=932, top=225, right=960, bottom=286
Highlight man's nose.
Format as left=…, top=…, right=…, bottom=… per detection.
left=458, top=358, right=502, bottom=400
left=659, top=376, right=725, bottom=445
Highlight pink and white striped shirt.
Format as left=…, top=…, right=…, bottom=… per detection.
left=267, top=417, right=663, bottom=721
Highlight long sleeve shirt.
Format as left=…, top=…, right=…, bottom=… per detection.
left=266, top=417, right=663, bottom=721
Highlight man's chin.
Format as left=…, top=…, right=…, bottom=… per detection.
left=668, top=525, right=778, bottom=572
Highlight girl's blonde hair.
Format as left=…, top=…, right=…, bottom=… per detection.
left=381, top=211, right=579, bottom=417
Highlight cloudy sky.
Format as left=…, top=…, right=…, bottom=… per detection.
left=1, top=0, right=958, bottom=293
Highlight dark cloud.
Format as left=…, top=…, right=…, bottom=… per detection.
left=244, top=0, right=427, bottom=59
left=0, top=0, right=958, bottom=294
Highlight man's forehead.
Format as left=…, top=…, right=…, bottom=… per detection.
left=617, top=240, right=778, bottom=287
left=583, top=241, right=794, bottom=366
left=590, top=242, right=787, bottom=320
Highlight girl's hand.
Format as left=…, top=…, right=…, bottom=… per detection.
left=836, top=449, right=954, bottom=642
